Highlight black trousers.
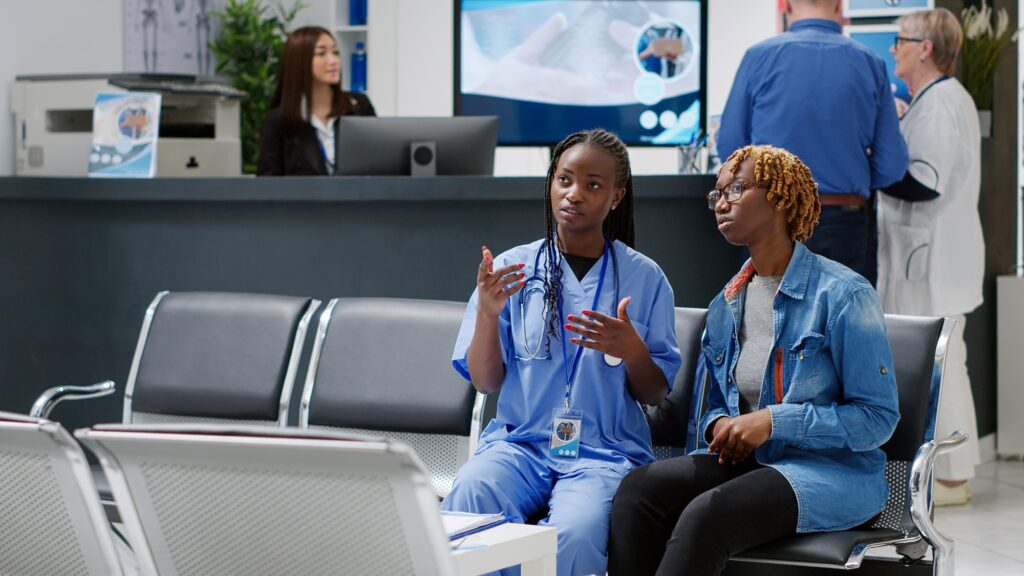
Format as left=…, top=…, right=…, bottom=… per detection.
left=608, top=454, right=798, bottom=576
left=803, top=200, right=877, bottom=286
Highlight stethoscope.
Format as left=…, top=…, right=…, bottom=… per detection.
left=894, top=76, right=946, bottom=280
left=516, top=238, right=622, bottom=367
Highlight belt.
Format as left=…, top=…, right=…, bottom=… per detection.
left=819, top=193, right=866, bottom=207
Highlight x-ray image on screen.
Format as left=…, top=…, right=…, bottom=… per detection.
left=456, top=0, right=706, bottom=146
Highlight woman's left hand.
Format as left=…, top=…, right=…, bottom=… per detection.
left=707, top=409, right=773, bottom=464
left=565, top=297, right=647, bottom=364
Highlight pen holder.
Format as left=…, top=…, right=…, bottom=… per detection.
left=678, top=144, right=708, bottom=175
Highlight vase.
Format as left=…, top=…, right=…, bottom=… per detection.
left=978, top=109, right=992, bottom=138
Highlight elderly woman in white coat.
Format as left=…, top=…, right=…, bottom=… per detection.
left=879, top=7, right=982, bottom=504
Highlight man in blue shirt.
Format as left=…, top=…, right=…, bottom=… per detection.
left=718, top=0, right=908, bottom=285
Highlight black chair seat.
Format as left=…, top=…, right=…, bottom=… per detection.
left=736, top=528, right=910, bottom=567
left=91, top=463, right=121, bottom=523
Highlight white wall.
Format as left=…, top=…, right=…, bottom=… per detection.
left=0, top=0, right=775, bottom=176
left=0, top=0, right=122, bottom=175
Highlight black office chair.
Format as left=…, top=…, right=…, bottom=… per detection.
left=722, top=315, right=962, bottom=575
left=646, top=307, right=707, bottom=460
left=299, top=297, right=484, bottom=497
left=123, top=291, right=320, bottom=425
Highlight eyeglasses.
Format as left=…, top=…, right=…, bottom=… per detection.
left=893, top=36, right=925, bottom=49
left=706, top=179, right=766, bottom=210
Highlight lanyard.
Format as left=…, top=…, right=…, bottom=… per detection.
left=317, top=138, right=335, bottom=174
left=557, top=239, right=610, bottom=411
left=901, top=75, right=950, bottom=122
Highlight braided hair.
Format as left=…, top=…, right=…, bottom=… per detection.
left=541, top=128, right=637, bottom=350
left=721, top=145, right=821, bottom=242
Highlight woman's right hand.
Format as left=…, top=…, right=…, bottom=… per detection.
left=476, top=245, right=526, bottom=318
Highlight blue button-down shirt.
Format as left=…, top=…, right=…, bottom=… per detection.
left=718, top=19, right=908, bottom=196
left=694, top=243, right=900, bottom=533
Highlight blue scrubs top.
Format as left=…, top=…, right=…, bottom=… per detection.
left=453, top=238, right=682, bottom=471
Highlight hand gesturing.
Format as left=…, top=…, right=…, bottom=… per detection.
left=564, top=297, right=647, bottom=364
left=476, top=245, right=525, bottom=318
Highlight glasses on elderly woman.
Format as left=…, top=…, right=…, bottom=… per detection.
left=893, top=36, right=925, bottom=49
left=706, top=179, right=767, bottom=210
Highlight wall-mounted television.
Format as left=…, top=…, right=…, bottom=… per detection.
left=455, top=0, right=707, bottom=146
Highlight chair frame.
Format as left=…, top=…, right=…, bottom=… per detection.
left=30, top=380, right=116, bottom=418
left=729, top=316, right=964, bottom=574
left=122, top=291, right=320, bottom=426
left=0, top=412, right=127, bottom=576
left=298, top=297, right=486, bottom=495
left=76, top=424, right=458, bottom=576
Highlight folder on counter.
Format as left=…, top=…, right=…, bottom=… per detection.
left=442, top=511, right=508, bottom=541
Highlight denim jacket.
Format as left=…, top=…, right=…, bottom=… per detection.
left=695, top=243, right=900, bottom=533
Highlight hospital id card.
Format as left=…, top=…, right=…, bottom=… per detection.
left=549, top=408, right=582, bottom=459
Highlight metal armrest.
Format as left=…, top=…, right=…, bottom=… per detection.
left=909, top=429, right=968, bottom=576
left=30, top=380, right=116, bottom=419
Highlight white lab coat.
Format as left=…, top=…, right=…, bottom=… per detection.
left=877, top=77, right=984, bottom=317
left=878, top=77, right=983, bottom=480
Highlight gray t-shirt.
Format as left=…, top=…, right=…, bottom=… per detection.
left=735, top=275, right=782, bottom=413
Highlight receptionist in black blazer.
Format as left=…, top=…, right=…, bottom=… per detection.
left=257, top=26, right=376, bottom=176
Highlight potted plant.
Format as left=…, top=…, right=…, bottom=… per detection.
left=960, top=0, right=1019, bottom=137
left=210, top=0, right=305, bottom=174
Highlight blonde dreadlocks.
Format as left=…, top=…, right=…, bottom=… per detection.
left=720, top=145, right=821, bottom=242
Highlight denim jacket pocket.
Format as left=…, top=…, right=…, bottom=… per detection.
left=785, top=331, right=827, bottom=401
left=702, top=341, right=729, bottom=389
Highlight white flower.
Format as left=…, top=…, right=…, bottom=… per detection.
left=996, top=8, right=1009, bottom=38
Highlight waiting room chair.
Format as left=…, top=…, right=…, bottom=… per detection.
left=123, top=291, right=320, bottom=426
left=0, top=411, right=136, bottom=576
left=645, top=307, right=707, bottom=460
left=299, top=297, right=484, bottom=497
left=721, top=315, right=962, bottom=574
left=76, top=424, right=457, bottom=576
left=88, top=291, right=318, bottom=520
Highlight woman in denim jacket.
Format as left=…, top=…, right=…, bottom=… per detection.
left=608, top=145, right=900, bottom=575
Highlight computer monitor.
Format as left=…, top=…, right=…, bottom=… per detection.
left=335, top=115, right=499, bottom=176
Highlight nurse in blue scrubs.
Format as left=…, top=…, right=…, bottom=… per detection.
left=442, top=129, right=682, bottom=576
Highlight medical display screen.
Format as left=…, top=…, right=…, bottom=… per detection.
left=455, top=0, right=706, bottom=146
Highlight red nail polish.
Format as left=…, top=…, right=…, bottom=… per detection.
left=517, top=263, right=525, bottom=269
left=564, top=324, right=572, bottom=330
left=567, top=314, right=574, bottom=321
left=582, top=310, right=591, bottom=316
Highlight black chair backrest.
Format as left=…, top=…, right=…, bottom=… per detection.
left=129, top=291, right=315, bottom=422
left=305, top=297, right=476, bottom=435
left=646, top=307, right=707, bottom=448
left=880, top=314, right=946, bottom=461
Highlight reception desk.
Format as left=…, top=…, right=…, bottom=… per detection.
left=0, top=174, right=738, bottom=430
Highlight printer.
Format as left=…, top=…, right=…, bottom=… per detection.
left=12, top=73, right=245, bottom=177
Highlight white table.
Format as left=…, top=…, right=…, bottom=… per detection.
left=452, top=523, right=556, bottom=576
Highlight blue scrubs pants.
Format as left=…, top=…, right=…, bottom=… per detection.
left=442, top=440, right=630, bottom=576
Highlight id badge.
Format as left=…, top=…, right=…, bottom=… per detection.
left=549, top=408, right=583, bottom=459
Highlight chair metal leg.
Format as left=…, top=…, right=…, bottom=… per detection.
left=910, top=430, right=967, bottom=576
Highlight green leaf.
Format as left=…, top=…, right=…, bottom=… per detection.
left=211, top=0, right=305, bottom=173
